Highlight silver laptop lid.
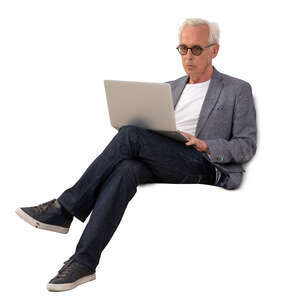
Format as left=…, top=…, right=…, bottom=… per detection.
left=104, top=80, right=178, bottom=132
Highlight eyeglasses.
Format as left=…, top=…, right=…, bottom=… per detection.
left=176, top=43, right=216, bottom=56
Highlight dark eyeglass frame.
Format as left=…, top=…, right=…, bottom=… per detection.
left=176, top=43, right=216, bottom=56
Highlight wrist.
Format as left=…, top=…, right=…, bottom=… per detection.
left=203, top=141, right=210, bottom=154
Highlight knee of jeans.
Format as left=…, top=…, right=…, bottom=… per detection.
left=119, top=124, right=139, bottom=134
left=119, top=124, right=149, bottom=136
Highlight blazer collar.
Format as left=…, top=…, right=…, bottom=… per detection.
left=173, top=65, right=224, bottom=137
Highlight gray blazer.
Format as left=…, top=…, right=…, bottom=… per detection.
left=166, top=66, right=257, bottom=190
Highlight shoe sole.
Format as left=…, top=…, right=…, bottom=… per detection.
left=15, top=207, right=69, bottom=234
left=47, top=273, right=96, bottom=292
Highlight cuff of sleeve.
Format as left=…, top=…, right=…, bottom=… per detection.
left=205, top=140, right=225, bottom=163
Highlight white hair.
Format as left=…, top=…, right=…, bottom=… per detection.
left=178, top=18, right=220, bottom=44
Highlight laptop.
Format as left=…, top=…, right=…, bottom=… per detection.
left=103, top=80, right=189, bottom=143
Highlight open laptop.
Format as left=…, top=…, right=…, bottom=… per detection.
left=103, top=80, right=189, bottom=143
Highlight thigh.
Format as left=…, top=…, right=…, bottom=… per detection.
left=120, top=125, right=216, bottom=184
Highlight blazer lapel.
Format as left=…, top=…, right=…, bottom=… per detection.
left=172, top=76, right=189, bottom=109
left=194, top=66, right=224, bottom=137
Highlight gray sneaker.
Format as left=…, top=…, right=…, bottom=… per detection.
left=47, top=258, right=96, bottom=292
left=15, top=199, right=73, bottom=234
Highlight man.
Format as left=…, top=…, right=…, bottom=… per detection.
left=15, top=18, right=257, bottom=292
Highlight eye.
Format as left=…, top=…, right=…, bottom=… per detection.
left=192, top=46, right=202, bottom=50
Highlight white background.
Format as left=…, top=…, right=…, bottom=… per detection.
left=1, top=0, right=300, bottom=299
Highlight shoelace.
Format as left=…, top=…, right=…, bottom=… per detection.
left=57, top=259, right=74, bottom=278
left=32, top=199, right=57, bottom=215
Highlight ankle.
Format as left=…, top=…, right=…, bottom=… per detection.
left=58, top=200, right=73, bottom=219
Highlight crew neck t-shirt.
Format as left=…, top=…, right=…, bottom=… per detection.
left=175, top=80, right=211, bottom=136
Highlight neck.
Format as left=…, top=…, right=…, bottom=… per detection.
left=188, top=64, right=214, bottom=84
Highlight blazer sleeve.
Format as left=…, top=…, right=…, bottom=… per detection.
left=204, top=82, right=257, bottom=164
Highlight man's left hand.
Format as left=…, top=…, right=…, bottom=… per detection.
left=180, top=131, right=210, bottom=153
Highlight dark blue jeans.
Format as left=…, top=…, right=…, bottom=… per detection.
left=57, top=125, right=218, bottom=271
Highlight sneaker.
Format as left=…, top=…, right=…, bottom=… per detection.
left=15, top=199, right=73, bottom=234
left=47, top=258, right=96, bottom=292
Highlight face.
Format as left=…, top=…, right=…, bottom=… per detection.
left=179, top=24, right=219, bottom=78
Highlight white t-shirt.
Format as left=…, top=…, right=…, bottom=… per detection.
left=175, top=79, right=210, bottom=136
left=174, top=79, right=221, bottom=185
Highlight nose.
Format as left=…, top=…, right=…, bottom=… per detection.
left=185, top=48, right=194, bottom=59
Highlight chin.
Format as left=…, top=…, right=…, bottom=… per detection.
left=184, top=69, right=193, bottom=75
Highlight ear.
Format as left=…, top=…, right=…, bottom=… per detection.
left=211, top=44, right=220, bottom=58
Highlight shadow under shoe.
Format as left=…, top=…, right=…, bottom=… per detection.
left=15, top=199, right=73, bottom=234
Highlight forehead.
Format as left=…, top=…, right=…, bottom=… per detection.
left=180, top=24, right=209, bottom=45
